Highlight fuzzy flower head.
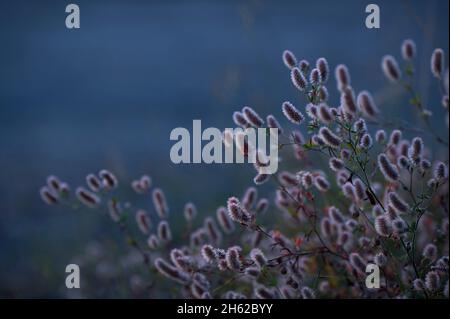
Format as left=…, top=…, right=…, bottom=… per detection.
left=335, top=64, right=351, bottom=92
left=282, top=101, right=304, bottom=124
left=357, top=91, right=379, bottom=119
left=291, top=67, right=307, bottom=91
left=316, top=57, right=329, bottom=83
left=382, top=55, right=401, bottom=82
left=377, top=154, right=399, bottom=182
left=401, top=39, right=416, bottom=60
left=319, top=127, right=342, bottom=148
left=431, top=48, right=445, bottom=78
left=282, top=50, right=297, bottom=70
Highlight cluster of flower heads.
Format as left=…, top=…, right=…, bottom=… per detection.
left=41, top=39, right=449, bottom=299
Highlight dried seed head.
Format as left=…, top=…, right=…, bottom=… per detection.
left=154, top=258, right=190, bottom=285
left=382, top=55, right=401, bottom=82
left=291, top=67, right=307, bottom=91
left=250, top=248, right=267, bottom=268
left=40, top=186, right=58, bottom=205
left=375, top=130, right=386, bottom=144
left=431, top=48, right=445, bottom=78
left=335, top=64, right=351, bottom=92
left=316, top=57, right=329, bottom=83
left=282, top=101, right=304, bottom=124
left=378, top=154, right=399, bottom=182
left=357, top=91, right=379, bottom=119
left=152, top=188, right=169, bottom=219
left=157, top=220, right=172, bottom=243
left=341, top=87, right=357, bottom=115
left=282, top=50, right=297, bottom=69
left=319, top=127, right=342, bottom=148
left=136, top=209, right=151, bottom=235
left=401, top=39, right=416, bottom=60
left=242, top=106, right=264, bottom=127
left=76, top=187, right=100, bottom=208
left=375, top=215, right=391, bottom=237
left=99, top=169, right=118, bottom=189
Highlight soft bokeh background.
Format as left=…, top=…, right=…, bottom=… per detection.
left=0, top=0, right=448, bottom=297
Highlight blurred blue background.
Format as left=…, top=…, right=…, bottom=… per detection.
left=0, top=0, right=448, bottom=297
